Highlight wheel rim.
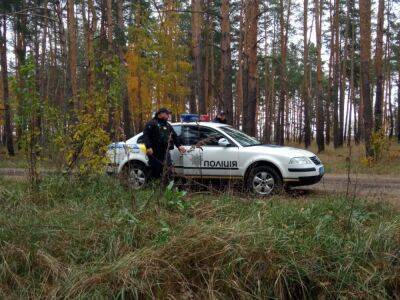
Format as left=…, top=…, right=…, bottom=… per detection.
left=128, top=168, right=146, bottom=189
left=252, top=171, right=275, bottom=195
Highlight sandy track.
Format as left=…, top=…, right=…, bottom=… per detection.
left=297, top=173, right=400, bottom=201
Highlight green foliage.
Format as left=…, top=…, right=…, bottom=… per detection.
left=1, top=175, right=399, bottom=298
left=59, top=57, right=125, bottom=173
left=163, top=180, right=189, bottom=211
left=98, top=55, right=124, bottom=116
left=155, top=220, right=171, bottom=244
left=12, top=56, right=41, bottom=185
left=62, top=91, right=110, bottom=174
left=371, top=129, right=390, bottom=161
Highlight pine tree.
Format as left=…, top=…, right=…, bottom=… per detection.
left=359, top=0, right=374, bottom=157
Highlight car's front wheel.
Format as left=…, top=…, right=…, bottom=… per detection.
left=123, top=162, right=148, bottom=189
left=246, top=165, right=283, bottom=196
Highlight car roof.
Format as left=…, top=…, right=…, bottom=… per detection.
left=171, top=122, right=229, bottom=129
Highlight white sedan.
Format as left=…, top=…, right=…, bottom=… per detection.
left=106, top=122, right=324, bottom=195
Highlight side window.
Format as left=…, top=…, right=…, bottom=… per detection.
left=181, top=126, right=224, bottom=146
left=181, top=126, right=199, bottom=145
left=172, top=125, right=183, bottom=145
left=197, top=127, right=225, bottom=146
left=172, top=125, right=182, bottom=136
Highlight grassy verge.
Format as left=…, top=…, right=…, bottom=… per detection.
left=0, top=175, right=399, bottom=298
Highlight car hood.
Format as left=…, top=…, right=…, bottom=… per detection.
left=244, top=144, right=316, bottom=158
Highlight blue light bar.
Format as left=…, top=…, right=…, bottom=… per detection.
left=180, top=114, right=200, bottom=122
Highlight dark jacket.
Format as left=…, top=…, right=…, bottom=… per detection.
left=213, top=117, right=227, bottom=124
left=143, top=117, right=181, bottom=158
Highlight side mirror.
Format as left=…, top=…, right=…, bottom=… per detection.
left=218, top=138, right=230, bottom=147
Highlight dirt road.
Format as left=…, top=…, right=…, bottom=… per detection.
left=297, top=173, right=400, bottom=201
left=1, top=168, right=399, bottom=201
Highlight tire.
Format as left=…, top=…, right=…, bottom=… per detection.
left=123, top=162, right=148, bottom=189
left=246, top=165, right=283, bottom=196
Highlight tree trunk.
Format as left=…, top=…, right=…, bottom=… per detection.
left=115, top=0, right=133, bottom=138
left=15, top=0, right=27, bottom=144
left=359, top=0, right=373, bottom=157
left=269, top=24, right=277, bottom=142
left=105, top=0, right=117, bottom=139
left=263, top=9, right=272, bottom=144
left=276, top=0, right=290, bottom=145
left=235, top=1, right=244, bottom=129
left=39, top=3, right=49, bottom=145
left=339, top=0, right=350, bottom=146
left=315, top=0, right=325, bottom=152
left=326, top=4, right=334, bottom=146
left=348, top=13, right=356, bottom=146
left=220, top=0, right=233, bottom=124
left=191, top=0, right=205, bottom=114
left=54, top=0, right=68, bottom=117
left=303, top=0, right=311, bottom=148
left=332, top=0, right=340, bottom=148
left=374, top=0, right=384, bottom=132
left=397, top=30, right=400, bottom=143
left=67, top=0, right=78, bottom=111
left=87, top=0, right=97, bottom=101
left=0, top=16, right=15, bottom=156
left=385, top=7, right=393, bottom=138
left=242, top=0, right=259, bottom=136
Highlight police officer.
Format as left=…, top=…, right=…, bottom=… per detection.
left=213, top=111, right=227, bottom=124
left=143, top=108, right=186, bottom=180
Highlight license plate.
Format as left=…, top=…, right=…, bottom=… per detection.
left=319, top=166, right=325, bottom=175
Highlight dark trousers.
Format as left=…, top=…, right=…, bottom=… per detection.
left=148, top=152, right=172, bottom=180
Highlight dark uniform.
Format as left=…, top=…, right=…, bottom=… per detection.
left=213, top=116, right=227, bottom=124
left=143, top=116, right=182, bottom=179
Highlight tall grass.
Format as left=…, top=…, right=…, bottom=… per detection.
left=0, top=175, right=399, bottom=298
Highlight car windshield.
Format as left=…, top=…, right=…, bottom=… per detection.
left=220, top=126, right=262, bottom=147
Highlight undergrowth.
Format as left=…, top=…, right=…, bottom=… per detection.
left=0, top=175, right=399, bottom=298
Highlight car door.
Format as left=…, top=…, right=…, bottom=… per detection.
left=196, top=126, right=239, bottom=177
left=169, top=125, right=184, bottom=175
left=180, top=125, right=239, bottom=177
left=179, top=125, right=203, bottom=176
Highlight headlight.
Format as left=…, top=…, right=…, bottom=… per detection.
left=289, top=157, right=311, bottom=165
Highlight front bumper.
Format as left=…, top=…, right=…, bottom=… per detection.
left=285, top=175, right=323, bottom=186
left=283, top=164, right=324, bottom=186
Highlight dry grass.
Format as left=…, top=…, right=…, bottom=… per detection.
left=1, top=175, right=399, bottom=298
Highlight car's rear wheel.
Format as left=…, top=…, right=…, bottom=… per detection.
left=123, top=162, right=148, bottom=189
left=246, top=165, right=283, bottom=196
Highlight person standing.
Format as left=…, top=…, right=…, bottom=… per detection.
left=143, top=108, right=186, bottom=180
left=213, top=111, right=227, bottom=124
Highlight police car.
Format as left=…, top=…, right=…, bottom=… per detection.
left=107, top=115, right=324, bottom=196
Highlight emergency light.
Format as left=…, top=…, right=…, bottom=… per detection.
left=180, top=114, right=210, bottom=122
left=199, top=115, right=210, bottom=122
left=180, top=114, right=198, bottom=122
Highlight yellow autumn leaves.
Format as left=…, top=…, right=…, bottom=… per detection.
left=126, top=1, right=191, bottom=130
